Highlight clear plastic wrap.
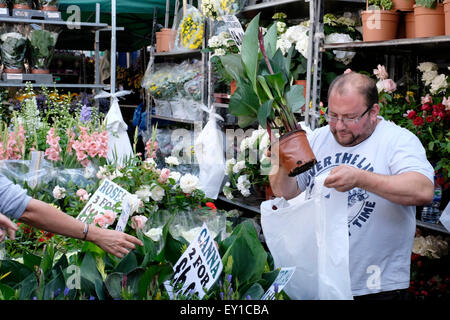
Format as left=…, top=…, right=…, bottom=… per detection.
left=0, top=23, right=29, bottom=72
left=154, top=99, right=172, bottom=117
left=173, top=6, right=204, bottom=51
left=143, top=209, right=173, bottom=254
left=28, top=25, right=61, bottom=71
left=169, top=94, right=187, bottom=119
left=183, top=76, right=202, bottom=101
left=169, top=207, right=227, bottom=243
left=182, top=99, right=203, bottom=121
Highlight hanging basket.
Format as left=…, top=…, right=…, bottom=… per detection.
left=271, top=129, right=317, bottom=177
left=414, top=4, right=445, bottom=38
left=361, top=10, right=400, bottom=41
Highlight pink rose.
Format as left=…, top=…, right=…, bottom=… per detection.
left=76, top=189, right=90, bottom=201
left=131, top=215, right=148, bottom=230
left=373, top=64, right=388, bottom=80
left=381, top=79, right=397, bottom=93
left=158, top=168, right=170, bottom=183
left=443, top=97, right=450, bottom=110
left=103, top=210, right=117, bottom=225
left=421, top=94, right=432, bottom=105
left=93, top=214, right=107, bottom=228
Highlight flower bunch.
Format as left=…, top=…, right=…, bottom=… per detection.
left=417, top=62, right=449, bottom=95
left=0, top=119, right=26, bottom=160
left=413, top=234, right=449, bottom=259
left=222, top=129, right=271, bottom=200
left=206, top=31, right=239, bottom=85
left=201, top=0, right=242, bottom=19
left=177, top=8, right=204, bottom=50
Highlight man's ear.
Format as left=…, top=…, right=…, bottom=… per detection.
left=371, top=104, right=380, bottom=118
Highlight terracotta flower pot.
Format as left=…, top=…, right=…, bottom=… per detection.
left=4, top=68, right=23, bottom=74
left=414, top=4, right=445, bottom=38
left=294, top=79, right=307, bottom=98
left=272, top=129, right=317, bottom=177
left=42, top=5, right=59, bottom=11
left=156, top=28, right=176, bottom=52
left=405, top=12, right=415, bottom=37
left=392, top=0, right=415, bottom=11
left=13, top=4, right=31, bottom=9
left=32, top=68, right=50, bottom=74
left=361, top=10, right=400, bottom=41
left=444, top=0, right=450, bottom=35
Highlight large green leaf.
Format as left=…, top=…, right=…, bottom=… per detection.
left=17, top=272, right=37, bottom=300
left=266, top=72, right=286, bottom=98
left=0, top=283, right=15, bottom=300
left=219, top=54, right=245, bottom=81
left=114, top=251, right=138, bottom=274
left=242, top=282, right=265, bottom=300
left=257, top=99, right=273, bottom=129
left=40, top=244, right=55, bottom=276
left=23, top=251, right=42, bottom=271
left=229, top=81, right=259, bottom=117
left=257, top=75, right=274, bottom=100
left=221, top=220, right=267, bottom=286
left=104, top=272, right=123, bottom=300
left=0, top=260, right=32, bottom=287
left=241, top=14, right=261, bottom=94
left=263, top=23, right=278, bottom=59
left=80, top=252, right=103, bottom=295
left=237, top=115, right=256, bottom=128
left=138, top=263, right=173, bottom=299
left=43, top=271, right=65, bottom=300
left=285, top=84, right=306, bottom=113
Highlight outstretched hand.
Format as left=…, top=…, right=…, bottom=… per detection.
left=91, top=227, right=144, bottom=259
left=0, top=213, right=18, bottom=242
left=324, top=165, right=361, bottom=192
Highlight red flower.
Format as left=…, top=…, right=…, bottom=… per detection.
left=426, top=116, right=434, bottom=123
left=436, top=176, right=446, bottom=186
left=407, top=110, right=417, bottom=119
left=422, top=104, right=432, bottom=112
left=205, top=202, right=217, bottom=210
left=38, top=237, right=46, bottom=243
left=413, top=116, right=424, bottom=127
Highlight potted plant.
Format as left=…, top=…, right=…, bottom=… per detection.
left=445, top=0, right=450, bottom=35
left=361, top=0, right=400, bottom=41
left=0, top=28, right=27, bottom=73
left=393, top=0, right=415, bottom=11
left=414, top=0, right=445, bottom=37
left=220, top=14, right=316, bottom=177
left=0, top=0, right=8, bottom=8
left=39, top=0, right=59, bottom=11
left=13, top=0, right=32, bottom=10
left=28, top=29, right=59, bottom=73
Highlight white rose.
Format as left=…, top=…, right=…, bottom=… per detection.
left=135, top=185, right=152, bottom=202
left=150, top=183, right=165, bottom=202
left=417, top=62, right=438, bottom=73
left=422, top=70, right=438, bottom=86
left=123, top=193, right=141, bottom=214
left=144, top=227, right=163, bottom=242
left=168, top=171, right=181, bottom=183
left=179, top=174, right=199, bottom=194
left=52, top=186, right=66, bottom=199
left=430, top=74, right=448, bottom=95
left=165, top=156, right=180, bottom=166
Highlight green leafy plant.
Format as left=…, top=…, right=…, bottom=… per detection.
left=415, top=0, right=442, bottom=8
left=0, top=31, right=27, bottom=70
left=368, top=0, right=394, bottom=10
left=220, top=14, right=306, bottom=134
left=29, top=29, right=59, bottom=70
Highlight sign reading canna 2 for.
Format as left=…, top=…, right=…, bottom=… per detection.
left=76, top=179, right=130, bottom=224
left=165, top=223, right=223, bottom=299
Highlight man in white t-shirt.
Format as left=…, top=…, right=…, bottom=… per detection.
left=269, top=72, right=435, bottom=299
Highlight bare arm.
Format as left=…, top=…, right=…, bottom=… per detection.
left=324, top=165, right=434, bottom=206
left=19, top=199, right=143, bottom=258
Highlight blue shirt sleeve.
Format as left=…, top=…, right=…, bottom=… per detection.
left=0, top=173, right=32, bottom=220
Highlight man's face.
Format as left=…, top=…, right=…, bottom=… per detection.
left=327, top=89, right=378, bottom=147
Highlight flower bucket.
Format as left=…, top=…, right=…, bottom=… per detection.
left=272, top=129, right=317, bottom=177
left=405, top=11, right=415, bottom=37
left=445, top=0, right=450, bottom=35
left=156, top=28, right=176, bottom=53
left=361, top=10, right=400, bottom=41
left=414, top=4, right=445, bottom=38
left=294, top=80, right=307, bottom=98
left=392, top=0, right=415, bottom=11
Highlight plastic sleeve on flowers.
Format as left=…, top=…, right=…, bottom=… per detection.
left=174, top=6, right=205, bottom=51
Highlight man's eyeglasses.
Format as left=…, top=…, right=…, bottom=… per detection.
left=325, top=107, right=371, bottom=125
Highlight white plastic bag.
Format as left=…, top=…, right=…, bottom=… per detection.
left=194, top=105, right=225, bottom=199
left=260, top=174, right=353, bottom=300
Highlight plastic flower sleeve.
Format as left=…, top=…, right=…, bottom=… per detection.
left=173, top=6, right=204, bottom=51
left=40, top=0, right=59, bottom=9
left=143, top=209, right=172, bottom=254
left=211, top=0, right=248, bottom=18
left=28, top=25, right=61, bottom=71
left=0, top=23, right=29, bottom=72
left=0, top=159, right=54, bottom=190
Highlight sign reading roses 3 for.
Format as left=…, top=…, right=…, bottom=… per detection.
left=165, top=223, right=223, bottom=299
left=76, top=179, right=130, bottom=224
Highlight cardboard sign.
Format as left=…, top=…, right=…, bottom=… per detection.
left=261, top=267, right=296, bottom=300
left=222, top=15, right=244, bottom=51
left=164, top=223, right=223, bottom=299
left=76, top=179, right=130, bottom=224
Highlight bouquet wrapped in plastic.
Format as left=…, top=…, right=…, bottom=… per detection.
left=174, top=6, right=204, bottom=51
left=0, top=23, right=29, bottom=73
left=28, top=25, right=61, bottom=73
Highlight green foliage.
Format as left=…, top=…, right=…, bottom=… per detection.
left=415, top=0, right=439, bottom=8
left=368, top=0, right=394, bottom=10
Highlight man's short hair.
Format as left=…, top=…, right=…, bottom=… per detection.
left=327, top=72, right=378, bottom=109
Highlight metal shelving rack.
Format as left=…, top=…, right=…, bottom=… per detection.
left=0, top=3, right=113, bottom=91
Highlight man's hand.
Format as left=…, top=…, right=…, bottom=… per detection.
left=0, top=213, right=18, bottom=241
left=324, top=165, right=361, bottom=192
left=89, top=226, right=144, bottom=259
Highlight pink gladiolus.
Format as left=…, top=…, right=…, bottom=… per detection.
left=44, top=128, right=62, bottom=162
left=131, top=215, right=148, bottom=230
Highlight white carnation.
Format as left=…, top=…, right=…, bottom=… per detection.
left=224, top=158, right=236, bottom=175
left=52, top=185, right=66, bottom=199
left=237, top=174, right=251, bottom=197
left=233, top=160, right=246, bottom=174
left=179, top=173, right=199, bottom=194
